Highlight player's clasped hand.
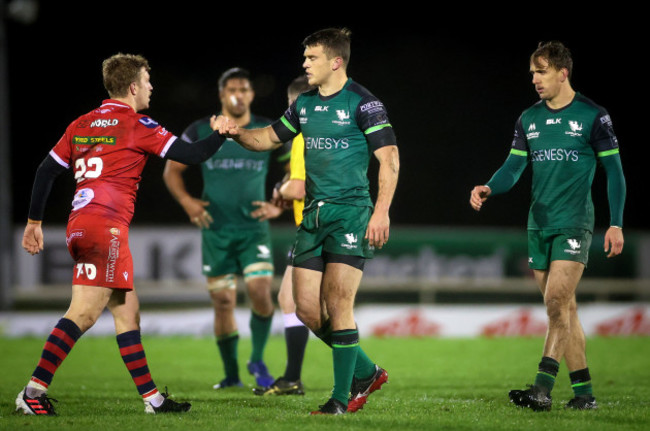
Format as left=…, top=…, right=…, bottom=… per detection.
left=211, top=115, right=239, bottom=137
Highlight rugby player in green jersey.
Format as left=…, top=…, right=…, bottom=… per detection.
left=470, top=41, right=626, bottom=411
left=164, top=68, right=289, bottom=390
left=216, top=28, right=400, bottom=414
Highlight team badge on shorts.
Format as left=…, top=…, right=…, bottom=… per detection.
left=341, top=233, right=358, bottom=250
left=564, top=238, right=582, bottom=255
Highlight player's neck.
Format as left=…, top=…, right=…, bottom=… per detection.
left=112, top=96, right=138, bottom=112
left=319, top=73, right=348, bottom=97
left=546, top=86, right=575, bottom=110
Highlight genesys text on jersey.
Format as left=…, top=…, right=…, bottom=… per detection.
left=305, top=137, right=349, bottom=150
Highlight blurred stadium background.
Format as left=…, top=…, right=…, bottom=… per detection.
left=1, top=2, right=648, bottom=336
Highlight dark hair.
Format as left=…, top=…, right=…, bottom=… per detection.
left=302, top=28, right=351, bottom=66
left=102, top=53, right=150, bottom=98
left=531, top=41, right=573, bottom=79
left=287, top=75, right=315, bottom=97
left=218, top=67, right=251, bottom=92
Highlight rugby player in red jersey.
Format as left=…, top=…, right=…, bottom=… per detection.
left=16, top=53, right=227, bottom=415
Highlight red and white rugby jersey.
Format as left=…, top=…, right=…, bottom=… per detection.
left=50, top=99, right=177, bottom=226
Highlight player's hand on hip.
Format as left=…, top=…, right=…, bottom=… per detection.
left=604, top=226, right=624, bottom=258
left=365, top=211, right=390, bottom=249
left=470, top=185, right=491, bottom=211
left=182, top=197, right=213, bottom=229
left=22, top=223, right=44, bottom=255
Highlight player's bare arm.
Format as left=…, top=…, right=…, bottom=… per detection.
left=470, top=185, right=492, bottom=211
left=163, top=160, right=213, bottom=228
left=366, top=145, right=399, bottom=249
left=214, top=115, right=283, bottom=152
left=279, top=179, right=306, bottom=201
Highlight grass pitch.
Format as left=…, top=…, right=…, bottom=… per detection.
left=1, top=334, right=649, bottom=430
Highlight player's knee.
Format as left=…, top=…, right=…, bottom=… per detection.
left=544, top=292, right=571, bottom=321
left=66, top=310, right=99, bottom=332
left=295, top=305, right=319, bottom=330
left=212, top=294, right=236, bottom=313
left=207, top=275, right=236, bottom=293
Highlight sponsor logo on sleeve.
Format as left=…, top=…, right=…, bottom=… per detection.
left=360, top=101, right=384, bottom=114
left=138, top=117, right=160, bottom=128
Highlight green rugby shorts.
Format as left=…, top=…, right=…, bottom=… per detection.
left=527, top=228, right=592, bottom=270
left=292, top=202, right=374, bottom=266
left=201, top=227, right=274, bottom=277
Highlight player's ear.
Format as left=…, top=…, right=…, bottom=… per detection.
left=561, top=68, right=569, bottom=82
left=331, top=57, right=343, bottom=71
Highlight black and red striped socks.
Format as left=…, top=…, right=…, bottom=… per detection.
left=27, top=317, right=82, bottom=396
left=116, top=330, right=161, bottom=404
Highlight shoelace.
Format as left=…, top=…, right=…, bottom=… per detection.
left=31, top=394, right=58, bottom=413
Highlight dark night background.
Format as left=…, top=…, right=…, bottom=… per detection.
left=4, top=4, right=645, bottom=232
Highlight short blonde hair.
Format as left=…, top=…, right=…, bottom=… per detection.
left=102, top=53, right=150, bottom=98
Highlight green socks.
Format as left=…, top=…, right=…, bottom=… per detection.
left=250, top=312, right=273, bottom=362
left=331, top=329, right=359, bottom=405
left=534, top=356, right=559, bottom=394
left=315, top=319, right=376, bottom=380
left=570, top=368, right=594, bottom=398
left=216, top=332, right=239, bottom=379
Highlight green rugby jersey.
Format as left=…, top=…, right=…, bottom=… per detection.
left=510, top=93, right=620, bottom=231
left=272, top=78, right=397, bottom=212
left=182, top=114, right=288, bottom=230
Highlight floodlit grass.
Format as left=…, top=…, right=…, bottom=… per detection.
left=1, top=334, right=649, bottom=430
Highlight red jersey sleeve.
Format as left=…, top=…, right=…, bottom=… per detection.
left=133, top=116, right=177, bottom=157
left=49, top=125, right=75, bottom=169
